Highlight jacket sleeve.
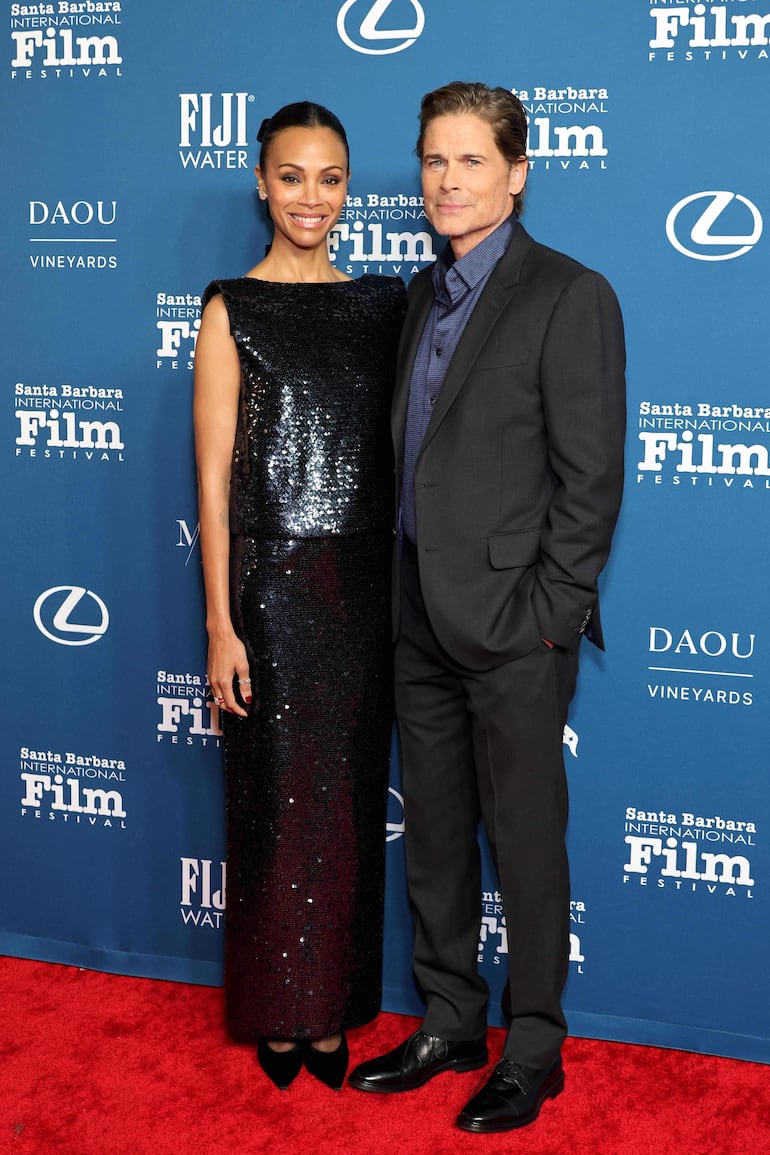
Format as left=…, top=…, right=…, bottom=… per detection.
left=531, top=269, right=626, bottom=649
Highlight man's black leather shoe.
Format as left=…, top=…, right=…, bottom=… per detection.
left=348, top=1030, right=488, bottom=1093
left=455, top=1055, right=563, bottom=1132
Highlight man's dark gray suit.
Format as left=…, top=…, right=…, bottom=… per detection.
left=391, top=222, right=626, bottom=1067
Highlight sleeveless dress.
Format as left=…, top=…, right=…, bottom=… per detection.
left=202, top=274, right=407, bottom=1040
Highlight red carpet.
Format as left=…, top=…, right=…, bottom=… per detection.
left=1, top=956, right=767, bottom=1154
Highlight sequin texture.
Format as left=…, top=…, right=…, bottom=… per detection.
left=202, top=275, right=406, bottom=1040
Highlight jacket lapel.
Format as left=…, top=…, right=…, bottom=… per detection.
left=391, top=269, right=435, bottom=464
left=420, top=225, right=533, bottom=454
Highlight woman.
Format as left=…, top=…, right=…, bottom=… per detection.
left=193, top=101, right=405, bottom=1092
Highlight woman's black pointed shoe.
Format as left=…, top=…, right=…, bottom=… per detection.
left=257, top=1039, right=303, bottom=1090
left=303, top=1034, right=349, bottom=1090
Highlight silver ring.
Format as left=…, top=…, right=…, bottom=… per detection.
left=214, top=696, right=225, bottom=705
left=238, top=678, right=251, bottom=684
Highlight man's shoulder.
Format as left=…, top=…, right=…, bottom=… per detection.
left=515, top=227, right=587, bottom=277
left=516, top=227, right=614, bottom=293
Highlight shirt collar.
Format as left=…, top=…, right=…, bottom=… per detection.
left=433, top=213, right=517, bottom=304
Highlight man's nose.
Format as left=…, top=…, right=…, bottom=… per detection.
left=440, top=163, right=461, bottom=190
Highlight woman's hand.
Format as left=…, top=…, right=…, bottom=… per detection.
left=208, top=627, right=253, bottom=718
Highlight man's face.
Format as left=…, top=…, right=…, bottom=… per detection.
left=420, top=113, right=527, bottom=259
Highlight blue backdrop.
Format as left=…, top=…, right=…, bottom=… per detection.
left=2, top=0, right=768, bottom=1063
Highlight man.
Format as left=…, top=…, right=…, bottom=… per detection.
left=349, top=83, right=625, bottom=1133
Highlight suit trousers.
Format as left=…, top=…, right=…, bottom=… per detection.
left=395, top=544, right=580, bottom=1067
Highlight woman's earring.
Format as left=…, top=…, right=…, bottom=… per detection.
left=258, top=187, right=267, bottom=201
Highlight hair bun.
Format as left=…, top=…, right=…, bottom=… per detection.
left=256, top=117, right=272, bottom=143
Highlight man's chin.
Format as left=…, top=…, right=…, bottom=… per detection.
left=426, top=218, right=461, bottom=239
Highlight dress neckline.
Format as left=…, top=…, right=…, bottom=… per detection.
left=237, top=274, right=372, bottom=287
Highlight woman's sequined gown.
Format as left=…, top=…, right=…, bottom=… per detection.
left=202, top=275, right=406, bottom=1039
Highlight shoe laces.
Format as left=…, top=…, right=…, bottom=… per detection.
left=495, top=1058, right=535, bottom=1091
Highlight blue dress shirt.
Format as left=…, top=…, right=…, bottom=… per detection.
left=401, top=214, right=517, bottom=544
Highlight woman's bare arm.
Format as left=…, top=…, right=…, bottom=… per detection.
left=193, top=293, right=251, bottom=717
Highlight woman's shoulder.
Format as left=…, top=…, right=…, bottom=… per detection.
left=354, top=273, right=407, bottom=313
left=201, top=275, right=251, bottom=302
left=203, top=277, right=275, bottom=321
left=356, top=272, right=406, bottom=294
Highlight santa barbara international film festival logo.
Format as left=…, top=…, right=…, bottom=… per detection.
left=636, top=399, right=770, bottom=492
left=19, top=743, right=127, bottom=830
left=10, top=2, right=123, bottom=81
left=156, top=292, right=201, bottom=371
left=330, top=191, right=436, bottom=277
left=648, top=0, right=770, bottom=63
left=27, top=196, right=120, bottom=272
left=645, top=623, right=756, bottom=709
left=512, top=84, right=609, bottom=174
left=336, top=0, right=425, bottom=55
left=15, top=381, right=125, bottom=463
left=156, top=669, right=222, bottom=749
left=623, top=805, right=757, bottom=900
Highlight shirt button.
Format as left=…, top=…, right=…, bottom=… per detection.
left=435, top=348, right=442, bottom=356
left=429, top=396, right=437, bottom=406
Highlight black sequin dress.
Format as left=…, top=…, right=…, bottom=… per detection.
left=202, top=275, right=406, bottom=1040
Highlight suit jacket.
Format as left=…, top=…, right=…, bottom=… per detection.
left=392, top=223, right=626, bottom=671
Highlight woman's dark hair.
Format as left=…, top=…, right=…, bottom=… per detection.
left=257, top=101, right=349, bottom=169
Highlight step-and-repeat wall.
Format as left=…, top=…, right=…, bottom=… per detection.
left=2, top=1, right=768, bottom=1063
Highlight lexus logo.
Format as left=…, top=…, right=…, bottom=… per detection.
left=666, top=191, right=763, bottom=261
left=33, top=585, right=110, bottom=646
left=337, top=0, right=425, bottom=55
left=386, top=786, right=405, bottom=841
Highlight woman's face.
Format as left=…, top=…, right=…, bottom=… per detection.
left=256, top=125, right=349, bottom=251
